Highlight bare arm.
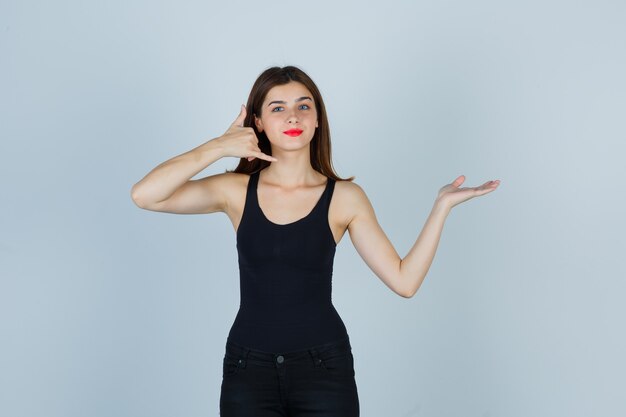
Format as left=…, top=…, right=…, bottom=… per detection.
left=398, top=201, right=450, bottom=297
left=347, top=176, right=499, bottom=298
left=130, top=105, right=277, bottom=214
left=130, top=139, right=225, bottom=211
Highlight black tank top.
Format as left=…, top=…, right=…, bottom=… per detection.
left=226, top=169, right=349, bottom=353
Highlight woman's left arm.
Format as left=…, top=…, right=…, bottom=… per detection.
left=347, top=175, right=499, bottom=298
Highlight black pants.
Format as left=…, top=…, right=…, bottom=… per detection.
left=219, top=336, right=360, bottom=416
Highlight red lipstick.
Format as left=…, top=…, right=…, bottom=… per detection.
left=283, top=129, right=303, bottom=137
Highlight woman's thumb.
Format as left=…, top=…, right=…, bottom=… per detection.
left=232, top=104, right=246, bottom=127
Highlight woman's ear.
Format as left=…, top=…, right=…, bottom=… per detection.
left=254, top=114, right=263, bottom=132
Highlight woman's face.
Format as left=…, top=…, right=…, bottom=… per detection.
left=254, top=81, right=318, bottom=150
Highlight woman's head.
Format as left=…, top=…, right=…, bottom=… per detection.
left=252, top=80, right=319, bottom=155
left=228, top=65, right=354, bottom=181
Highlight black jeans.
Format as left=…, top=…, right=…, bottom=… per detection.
left=219, top=336, right=360, bottom=416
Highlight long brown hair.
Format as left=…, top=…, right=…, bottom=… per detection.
left=225, top=65, right=355, bottom=182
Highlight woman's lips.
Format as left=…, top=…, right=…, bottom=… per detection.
left=283, top=129, right=303, bottom=137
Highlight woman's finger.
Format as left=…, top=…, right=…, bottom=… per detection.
left=258, top=152, right=277, bottom=162
left=452, top=176, right=465, bottom=186
left=246, top=152, right=277, bottom=162
left=231, top=104, right=247, bottom=128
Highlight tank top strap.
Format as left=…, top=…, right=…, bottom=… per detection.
left=318, top=176, right=336, bottom=214
left=241, top=171, right=263, bottom=224
left=248, top=170, right=261, bottom=205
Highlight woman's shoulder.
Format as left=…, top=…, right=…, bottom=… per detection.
left=332, top=178, right=372, bottom=219
left=210, top=171, right=246, bottom=187
left=226, top=171, right=252, bottom=180
left=218, top=172, right=251, bottom=202
left=331, top=180, right=373, bottom=227
left=334, top=177, right=366, bottom=198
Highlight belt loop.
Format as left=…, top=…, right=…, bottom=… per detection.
left=239, top=347, right=250, bottom=369
left=308, top=347, right=323, bottom=367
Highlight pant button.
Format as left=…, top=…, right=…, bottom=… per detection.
left=276, top=355, right=284, bottom=364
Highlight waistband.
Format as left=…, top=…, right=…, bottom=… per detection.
left=224, top=335, right=352, bottom=367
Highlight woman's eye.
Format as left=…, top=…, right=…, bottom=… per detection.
left=271, top=104, right=310, bottom=112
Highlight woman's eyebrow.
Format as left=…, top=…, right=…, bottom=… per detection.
left=267, top=96, right=313, bottom=107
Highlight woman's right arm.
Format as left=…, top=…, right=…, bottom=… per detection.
left=130, top=105, right=276, bottom=214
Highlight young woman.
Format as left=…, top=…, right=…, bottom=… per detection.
left=131, top=65, right=500, bottom=416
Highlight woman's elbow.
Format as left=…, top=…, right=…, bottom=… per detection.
left=130, top=184, right=151, bottom=209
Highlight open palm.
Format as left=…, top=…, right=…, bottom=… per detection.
left=436, top=175, right=500, bottom=209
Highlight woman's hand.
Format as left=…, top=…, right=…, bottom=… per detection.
left=435, top=175, right=500, bottom=210
left=215, top=105, right=278, bottom=162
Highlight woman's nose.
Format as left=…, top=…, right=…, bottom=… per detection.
left=286, top=110, right=299, bottom=123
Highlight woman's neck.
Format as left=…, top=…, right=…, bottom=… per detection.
left=260, top=151, right=323, bottom=188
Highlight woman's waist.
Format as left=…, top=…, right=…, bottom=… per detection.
left=226, top=306, right=349, bottom=353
